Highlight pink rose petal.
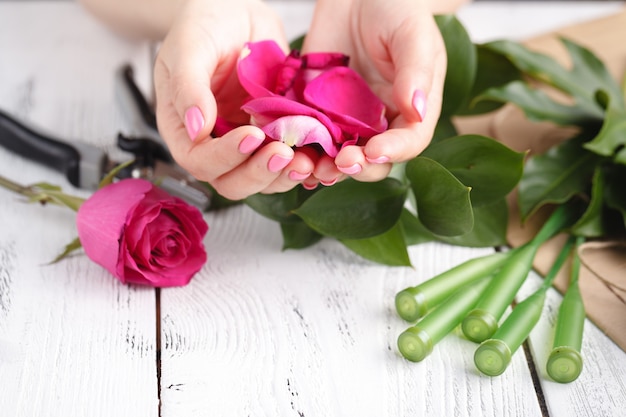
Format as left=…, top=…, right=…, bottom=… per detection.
left=237, top=40, right=288, bottom=98
left=301, top=52, right=349, bottom=70
left=76, top=178, right=208, bottom=288
left=242, top=96, right=343, bottom=140
left=77, top=179, right=152, bottom=278
left=262, top=115, right=338, bottom=157
left=304, top=66, right=388, bottom=137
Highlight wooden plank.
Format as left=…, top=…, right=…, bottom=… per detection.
left=159, top=205, right=542, bottom=416
left=0, top=3, right=158, bottom=416
left=516, top=270, right=626, bottom=417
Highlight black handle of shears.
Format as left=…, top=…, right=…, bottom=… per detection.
left=119, top=65, right=158, bottom=131
left=0, top=109, right=81, bottom=186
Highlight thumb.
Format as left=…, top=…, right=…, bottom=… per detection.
left=154, top=21, right=219, bottom=142
left=389, top=9, right=446, bottom=124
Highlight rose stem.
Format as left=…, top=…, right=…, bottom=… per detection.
left=547, top=236, right=586, bottom=383
left=462, top=204, right=576, bottom=343
left=0, top=174, right=84, bottom=211
left=395, top=251, right=510, bottom=322
left=397, top=276, right=493, bottom=362
left=0, top=174, right=35, bottom=196
left=474, top=236, right=575, bottom=376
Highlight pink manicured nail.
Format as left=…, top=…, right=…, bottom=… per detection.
left=412, top=89, right=427, bottom=122
left=289, top=171, right=310, bottom=181
left=302, top=182, right=318, bottom=190
left=238, top=135, right=264, bottom=154
left=320, top=178, right=338, bottom=187
left=267, top=154, right=292, bottom=172
left=184, top=106, right=204, bottom=141
left=337, top=163, right=362, bottom=175
left=365, top=155, right=390, bottom=164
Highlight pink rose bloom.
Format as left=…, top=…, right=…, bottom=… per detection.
left=226, top=40, right=388, bottom=157
left=76, top=179, right=209, bottom=287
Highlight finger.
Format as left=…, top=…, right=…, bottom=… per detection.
left=388, top=7, right=446, bottom=124
left=160, top=124, right=264, bottom=183
left=364, top=53, right=447, bottom=164
left=363, top=120, right=434, bottom=165
left=154, top=19, right=221, bottom=144
left=261, top=149, right=317, bottom=194
left=312, top=155, right=344, bottom=187
left=334, top=145, right=392, bottom=182
left=210, top=140, right=295, bottom=200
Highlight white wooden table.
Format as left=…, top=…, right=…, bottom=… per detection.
left=1, top=2, right=625, bottom=416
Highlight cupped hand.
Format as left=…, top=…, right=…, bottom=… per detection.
left=154, top=0, right=314, bottom=200
left=302, top=0, right=448, bottom=184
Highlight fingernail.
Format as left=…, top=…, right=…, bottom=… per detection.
left=320, top=178, right=337, bottom=187
left=239, top=134, right=264, bottom=154
left=302, top=182, right=318, bottom=190
left=268, top=154, right=292, bottom=173
left=337, top=163, right=362, bottom=175
left=412, top=89, right=427, bottom=122
left=289, top=170, right=310, bottom=181
left=184, top=106, right=204, bottom=141
left=365, top=155, right=390, bottom=164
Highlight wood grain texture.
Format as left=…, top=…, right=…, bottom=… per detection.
left=159, top=205, right=543, bottom=417
left=0, top=3, right=158, bottom=416
left=517, top=271, right=626, bottom=417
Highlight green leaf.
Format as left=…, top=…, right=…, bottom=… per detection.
left=455, top=44, right=522, bottom=115
left=289, top=34, right=306, bottom=51
left=476, top=81, right=596, bottom=126
left=99, top=159, right=134, bottom=188
left=485, top=38, right=622, bottom=113
left=280, top=221, right=323, bottom=250
left=341, top=221, right=412, bottom=267
left=561, top=37, right=624, bottom=109
left=435, top=14, right=477, bottom=117
left=245, top=187, right=315, bottom=224
left=293, top=178, right=408, bottom=240
left=405, top=156, right=473, bottom=236
left=518, top=135, right=599, bottom=219
left=570, top=167, right=606, bottom=237
left=422, top=134, right=525, bottom=207
left=401, top=199, right=508, bottom=247
left=604, top=164, right=626, bottom=229
left=48, top=236, right=82, bottom=264
left=400, top=208, right=433, bottom=246
left=32, top=182, right=63, bottom=192
left=583, top=106, right=626, bottom=164
left=432, top=117, right=458, bottom=143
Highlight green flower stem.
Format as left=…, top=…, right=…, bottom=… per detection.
left=395, top=252, right=510, bottom=322
left=462, top=205, right=575, bottom=343
left=529, top=205, right=576, bottom=247
left=461, top=243, right=536, bottom=342
left=0, top=174, right=84, bottom=211
left=474, top=237, right=575, bottom=376
left=547, top=236, right=586, bottom=383
left=397, top=276, right=492, bottom=362
left=0, top=175, right=33, bottom=195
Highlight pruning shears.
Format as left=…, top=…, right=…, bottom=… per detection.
left=0, top=64, right=212, bottom=210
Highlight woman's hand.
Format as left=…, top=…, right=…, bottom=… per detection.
left=302, top=0, right=456, bottom=186
left=153, top=0, right=325, bottom=200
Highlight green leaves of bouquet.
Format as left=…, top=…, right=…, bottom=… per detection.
left=477, top=36, right=626, bottom=238
left=245, top=16, right=525, bottom=266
